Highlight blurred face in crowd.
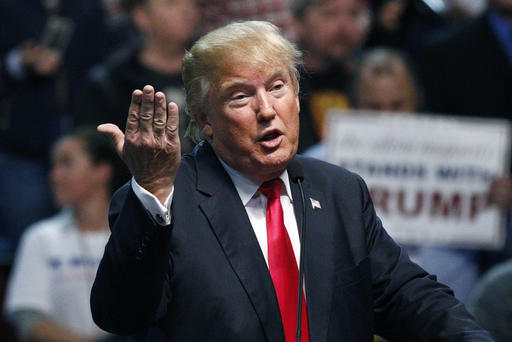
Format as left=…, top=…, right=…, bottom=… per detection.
left=295, top=0, right=369, bottom=65
left=50, top=138, right=110, bottom=207
left=355, top=64, right=420, bottom=112
left=199, top=62, right=300, bottom=182
left=133, top=0, right=199, bottom=46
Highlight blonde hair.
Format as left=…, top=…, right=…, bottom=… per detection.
left=181, top=21, right=302, bottom=141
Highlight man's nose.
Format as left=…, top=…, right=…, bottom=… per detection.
left=255, top=92, right=276, bottom=121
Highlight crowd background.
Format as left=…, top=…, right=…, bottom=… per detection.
left=0, top=0, right=510, bottom=341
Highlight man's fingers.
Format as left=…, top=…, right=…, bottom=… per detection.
left=139, top=85, right=155, bottom=136
left=98, top=124, right=125, bottom=156
left=126, top=89, right=143, bottom=134
left=153, top=92, right=167, bottom=136
left=166, top=102, right=179, bottom=140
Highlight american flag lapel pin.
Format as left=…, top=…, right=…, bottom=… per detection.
left=310, top=198, right=321, bottom=210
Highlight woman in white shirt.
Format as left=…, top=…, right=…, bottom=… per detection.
left=4, top=127, right=129, bottom=342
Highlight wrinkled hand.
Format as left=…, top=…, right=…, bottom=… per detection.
left=98, top=85, right=180, bottom=204
left=489, top=176, right=512, bottom=212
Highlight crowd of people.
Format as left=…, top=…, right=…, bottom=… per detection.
left=0, top=0, right=510, bottom=341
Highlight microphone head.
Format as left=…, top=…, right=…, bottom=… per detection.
left=287, top=160, right=304, bottom=182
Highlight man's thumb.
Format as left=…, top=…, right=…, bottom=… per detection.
left=97, top=124, right=124, bottom=155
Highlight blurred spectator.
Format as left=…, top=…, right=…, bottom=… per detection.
left=305, top=47, right=509, bottom=303
left=0, top=0, right=125, bottom=263
left=197, top=0, right=295, bottom=40
left=351, top=47, right=423, bottom=112
left=415, top=0, right=512, bottom=118
left=291, top=0, right=371, bottom=151
left=468, top=258, right=512, bottom=342
left=4, top=127, right=129, bottom=342
left=413, top=0, right=512, bottom=288
left=365, top=0, right=448, bottom=50
left=365, top=0, right=491, bottom=52
left=304, top=47, right=421, bottom=158
left=75, top=0, right=199, bottom=153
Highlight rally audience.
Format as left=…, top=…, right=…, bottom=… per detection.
left=0, top=0, right=511, bottom=338
left=197, top=0, right=295, bottom=40
left=75, top=0, right=200, bottom=154
left=305, top=47, right=509, bottom=303
left=0, top=0, right=126, bottom=264
left=350, top=47, right=422, bottom=112
left=415, top=0, right=512, bottom=118
left=304, top=47, right=421, bottom=159
left=4, top=127, right=128, bottom=342
left=412, top=0, right=512, bottom=295
left=291, top=0, right=371, bottom=151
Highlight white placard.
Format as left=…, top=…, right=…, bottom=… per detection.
left=325, top=110, right=511, bottom=249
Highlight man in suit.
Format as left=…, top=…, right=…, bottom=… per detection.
left=91, top=21, right=493, bottom=341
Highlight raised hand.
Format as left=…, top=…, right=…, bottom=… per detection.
left=489, top=176, right=512, bottom=212
left=98, top=85, right=181, bottom=204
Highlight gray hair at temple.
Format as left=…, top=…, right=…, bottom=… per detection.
left=181, top=21, right=302, bottom=141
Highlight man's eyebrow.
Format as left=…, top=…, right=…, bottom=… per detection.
left=219, top=78, right=251, bottom=94
left=266, top=69, right=288, bottom=85
left=219, top=69, right=289, bottom=94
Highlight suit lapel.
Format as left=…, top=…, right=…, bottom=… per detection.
left=194, top=142, right=285, bottom=342
left=290, top=168, right=335, bottom=342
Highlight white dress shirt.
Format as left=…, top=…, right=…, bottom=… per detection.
left=131, top=158, right=301, bottom=267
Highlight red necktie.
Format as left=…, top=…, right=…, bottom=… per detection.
left=259, top=178, right=309, bottom=342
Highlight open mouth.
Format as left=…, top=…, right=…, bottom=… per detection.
left=259, top=129, right=283, bottom=148
left=260, top=130, right=280, bottom=142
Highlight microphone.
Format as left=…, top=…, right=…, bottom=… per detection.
left=288, top=160, right=306, bottom=342
left=288, top=160, right=304, bottom=183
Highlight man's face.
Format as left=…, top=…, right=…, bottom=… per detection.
left=297, top=0, right=369, bottom=63
left=137, top=0, right=199, bottom=45
left=356, top=67, right=419, bottom=112
left=50, top=138, right=107, bottom=207
left=200, top=63, right=300, bottom=183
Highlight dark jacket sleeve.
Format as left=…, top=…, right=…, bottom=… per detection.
left=90, top=183, right=173, bottom=335
left=355, top=175, right=494, bottom=341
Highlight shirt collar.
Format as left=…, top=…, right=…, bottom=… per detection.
left=217, top=156, right=293, bottom=206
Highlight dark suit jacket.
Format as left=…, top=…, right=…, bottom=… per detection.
left=416, top=12, right=512, bottom=119
left=91, top=141, right=492, bottom=342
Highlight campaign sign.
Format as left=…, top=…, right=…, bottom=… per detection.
left=325, top=111, right=511, bottom=249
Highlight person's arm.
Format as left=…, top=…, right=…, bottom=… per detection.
left=91, top=85, right=180, bottom=335
left=488, top=175, right=512, bottom=212
left=355, top=175, right=494, bottom=341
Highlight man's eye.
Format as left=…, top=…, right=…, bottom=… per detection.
left=272, top=83, right=284, bottom=91
left=231, top=93, right=247, bottom=101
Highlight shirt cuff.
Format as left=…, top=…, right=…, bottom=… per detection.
left=131, top=177, right=173, bottom=226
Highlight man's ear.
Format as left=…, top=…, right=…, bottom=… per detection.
left=193, top=111, right=213, bottom=139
